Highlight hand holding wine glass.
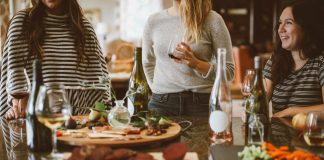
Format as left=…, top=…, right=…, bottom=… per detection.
left=167, top=35, right=203, bottom=71
left=6, top=68, right=31, bottom=120
left=168, top=35, right=185, bottom=61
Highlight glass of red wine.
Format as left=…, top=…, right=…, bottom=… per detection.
left=6, top=68, right=31, bottom=120
left=167, top=34, right=186, bottom=60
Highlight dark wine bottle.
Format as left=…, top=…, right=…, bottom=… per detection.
left=127, top=47, right=150, bottom=116
left=26, top=59, right=52, bottom=153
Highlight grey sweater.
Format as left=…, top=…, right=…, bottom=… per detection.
left=142, top=10, right=234, bottom=94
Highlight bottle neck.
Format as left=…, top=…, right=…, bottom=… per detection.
left=216, top=51, right=227, bottom=81
left=133, top=52, right=144, bottom=76
left=254, top=67, right=263, bottom=87
left=134, top=52, right=142, bottom=67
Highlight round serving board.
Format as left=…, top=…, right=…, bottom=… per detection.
left=58, top=116, right=181, bottom=147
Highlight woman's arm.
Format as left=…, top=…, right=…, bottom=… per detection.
left=142, top=16, right=156, bottom=88
left=264, top=78, right=273, bottom=102
left=273, top=87, right=324, bottom=117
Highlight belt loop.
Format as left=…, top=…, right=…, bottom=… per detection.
left=159, top=94, right=169, bottom=102
left=193, top=92, right=198, bottom=104
left=179, top=92, right=184, bottom=115
left=163, top=94, right=169, bottom=102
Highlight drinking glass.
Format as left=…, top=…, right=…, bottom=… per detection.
left=8, top=120, right=27, bottom=160
left=167, top=34, right=186, bottom=60
left=304, top=111, right=324, bottom=146
left=35, top=85, right=70, bottom=159
left=241, top=69, right=256, bottom=106
left=6, top=68, right=31, bottom=119
left=248, top=114, right=264, bottom=145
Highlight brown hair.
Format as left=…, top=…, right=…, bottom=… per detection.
left=271, top=0, right=324, bottom=87
left=179, top=0, right=212, bottom=43
left=24, top=0, right=87, bottom=62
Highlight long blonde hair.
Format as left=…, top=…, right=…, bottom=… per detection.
left=179, top=0, right=212, bottom=43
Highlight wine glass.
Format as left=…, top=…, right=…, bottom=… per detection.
left=240, top=69, right=255, bottom=123
left=167, top=34, right=186, bottom=60
left=241, top=69, right=256, bottom=106
left=304, top=111, right=324, bottom=146
left=6, top=68, right=31, bottom=120
left=35, top=85, right=70, bottom=159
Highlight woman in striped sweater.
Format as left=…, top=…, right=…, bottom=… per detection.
left=0, top=0, right=111, bottom=119
left=263, top=0, right=324, bottom=117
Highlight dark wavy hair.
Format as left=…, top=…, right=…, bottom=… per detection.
left=23, top=0, right=87, bottom=62
left=271, top=0, right=324, bottom=87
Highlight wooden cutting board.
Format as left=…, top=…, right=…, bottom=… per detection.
left=58, top=118, right=181, bottom=147
left=63, top=152, right=198, bottom=160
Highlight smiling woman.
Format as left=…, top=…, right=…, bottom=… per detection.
left=263, top=0, right=324, bottom=117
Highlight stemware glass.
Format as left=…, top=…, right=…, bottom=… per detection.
left=35, top=85, right=70, bottom=159
left=167, top=34, right=186, bottom=60
left=241, top=69, right=256, bottom=106
left=6, top=68, right=31, bottom=120
left=304, top=111, right=324, bottom=146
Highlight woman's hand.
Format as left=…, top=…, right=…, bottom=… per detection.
left=5, top=98, right=26, bottom=119
left=173, top=42, right=211, bottom=75
left=273, top=107, right=299, bottom=118
left=173, top=42, right=200, bottom=68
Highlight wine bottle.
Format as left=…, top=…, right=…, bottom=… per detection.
left=245, top=56, right=269, bottom=143
left=247, top=56, right=269, bottom=124
left=26, top=59, right=52, bottom=153
left=127, top=47, right=150, bottom=116
left=209, top=48, right=233, bottom=144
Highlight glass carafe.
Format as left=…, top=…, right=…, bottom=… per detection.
left=209, top=48, right=233, bottom=144
left=108, top=100, right=131, bottom=129
left=248, top=114, right=264, bottom=145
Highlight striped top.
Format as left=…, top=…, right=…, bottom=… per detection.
left=0, top=10, right=111, bottom=116
left=263, top=55, right=324, bottom=113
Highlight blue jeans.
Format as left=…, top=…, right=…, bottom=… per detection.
left=148, top=91, right=210, bottom=117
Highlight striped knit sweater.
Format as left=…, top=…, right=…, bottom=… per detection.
left=0, top=10, right=111, bottom=116
left=263, top=55, right=324, bottom=113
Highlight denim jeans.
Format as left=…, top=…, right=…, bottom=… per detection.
left=148, top=91, right=210, bottom=117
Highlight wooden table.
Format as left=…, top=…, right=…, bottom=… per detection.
left=1, top=116, right=323, bottom=160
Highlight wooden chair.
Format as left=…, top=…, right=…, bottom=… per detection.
left=232, top=45, right=254, bottom=86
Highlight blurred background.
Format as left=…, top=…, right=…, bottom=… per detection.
left=0, top=0, right=293, bottom=99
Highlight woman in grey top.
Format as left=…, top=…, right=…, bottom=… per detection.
left=263, top=0, right=324, bottom=117
left=142, top=0, right=234, bottom=116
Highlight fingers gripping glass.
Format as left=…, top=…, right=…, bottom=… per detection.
left=6, top=68, right=31, bottom=119
left=167, top=35, right=185, bottom=60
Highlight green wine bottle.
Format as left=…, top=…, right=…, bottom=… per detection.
left=245, top=56, right=270, bottom=144
left=248, top=56, right=269, bottom=125
left=26, top=59, right=52, bottom=153
left=127, top=47, right=150, bottom=116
